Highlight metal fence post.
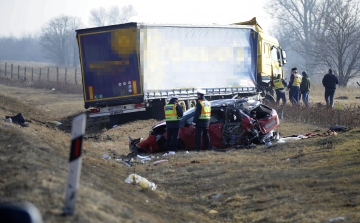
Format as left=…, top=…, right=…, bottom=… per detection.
left=39, top=68, right=42, bottom=81
left=17, top=65, right=20, bottom=79
left=5, top=63, right=7, bottom=76
left=11, top=64, right=13, bottom=78
left=75, top=68, right=77, bottom=85
left=24, top=67, right=27, bottom=80
left=57, top=67, right=59, bottom=83
left=65, top=68, right=67, bottom=83
left=31, top=67, right=34, bottom=81
left=47, top=67, right=49, bottom=82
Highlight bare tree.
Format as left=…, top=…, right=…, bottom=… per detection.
left=117, top=5, right=137, bottom=23
left=89, top=5, right=137, bottom=27
left=89, top=7, right=107, bottom=27
left=265, top=0, right=335, bottom=70
left=40, top=15, right=82, bottom=67
left=312, top=0, right=360, bottom=86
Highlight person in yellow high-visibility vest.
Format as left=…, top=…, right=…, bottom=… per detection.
left=287, top=67, right=302, bottom=105
left=192, top=89, right=211, bottom=151
left=272, top=74, right=288, bottom=105
left=164, top=96, right=183, bottom=151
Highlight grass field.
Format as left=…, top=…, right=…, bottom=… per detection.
left=1, top=82, right=360, bottom=222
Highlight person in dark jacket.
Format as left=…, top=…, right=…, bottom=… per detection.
left=287, top=67, right=302, bottom=105
left=192, top=89, right=211, bottom=151
left=322, top=69, right=339, bottom=108
left=272, top=74, right=288, bottom=105
left=164, top=96, right=183, bottom=151
left=300, top=71, right=311, bottom=106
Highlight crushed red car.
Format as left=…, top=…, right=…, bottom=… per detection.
left=129, top=98, right=280, bottom=153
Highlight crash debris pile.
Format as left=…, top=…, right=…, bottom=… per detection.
left=129, top=98, right=281, bottom=153
left=276, top=125, right=349, bottom=143
left=4, top=113, right=29, bottom=127
left=101, top=150, right=177, bottom=167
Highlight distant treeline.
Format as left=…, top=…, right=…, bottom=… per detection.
left=0, top=35, right=48, bottom=62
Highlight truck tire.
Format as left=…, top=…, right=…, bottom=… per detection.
left=262, top=94, right=275, bottom=105
left=109, top=114, right=122, bottom=126
left=147, top=100, right=165, bottom=120
left=189, top=100, right=197, bottom=109
left=178, top=101, right=187, bottom=113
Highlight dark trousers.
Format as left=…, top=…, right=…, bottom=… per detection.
left=325, top=89, right=336, bottom=108
left=290, top=87, right=300, bottom=104
left=276, top=90, right=286, bottom=105
left=196, top=127, right=210, bottom=151
left=166, top=128, right=180, bottom=151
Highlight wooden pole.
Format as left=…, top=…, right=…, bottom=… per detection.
left=47, top=67, right=49, bottom=82
left=31, top=67, right=34, bottom=81
left=75, top=68, right=77, bottom=85
left=65, top=68, right=67, bottom=83
left=11, top=64, right=13, bottom=78
left=57, top=67, right=59, bottom=83
left=24, top=67, right=27, bottom=80
left=17, top=65, right=20, bottom=79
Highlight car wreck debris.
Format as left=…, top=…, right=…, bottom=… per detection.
left=129, top=98, right=280, bottom=153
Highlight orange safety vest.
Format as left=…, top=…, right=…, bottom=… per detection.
left=273, top=79, right=285, bottom=90
left=292, top=73, right=302, bottom=87
left=199, top=100, right=211, bottom=120
left=164, top=103, right=179, bottom=121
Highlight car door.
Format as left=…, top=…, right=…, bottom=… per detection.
left=178, top=111, right=196, bottom=149
left=208, top=107, right=223, bottom=149
left=178, top=107, right=224, bottom=150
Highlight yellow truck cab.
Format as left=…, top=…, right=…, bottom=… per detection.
left=233, top=18, right=287, bottom=100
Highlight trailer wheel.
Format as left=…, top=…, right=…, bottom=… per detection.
left=178, top=101, right=187, bottom=113
left=189, top=100, right=197, bottom=109
left=109, top=114, right=122, bottom=126
left=262, top=94, right=275, bottom=105
left=147, top=100, right=165, bottom=120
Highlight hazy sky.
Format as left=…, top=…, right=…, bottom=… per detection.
left=0, top=0, right=272, bottom=37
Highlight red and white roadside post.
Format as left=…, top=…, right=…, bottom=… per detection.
left=63, top=113, right=86, bottom=215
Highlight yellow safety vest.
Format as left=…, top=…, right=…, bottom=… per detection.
left=273, top=79, right=285, bottom=90
left=164, top=103, right=179, bottom=121
left=292, top=73, right=302, bottom=87
left=199, top=100, right=211, bottom=120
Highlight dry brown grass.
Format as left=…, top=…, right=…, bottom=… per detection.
left=307, top=84, right=360, bottom=107
left=1, top=82, right=360, bottom=222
